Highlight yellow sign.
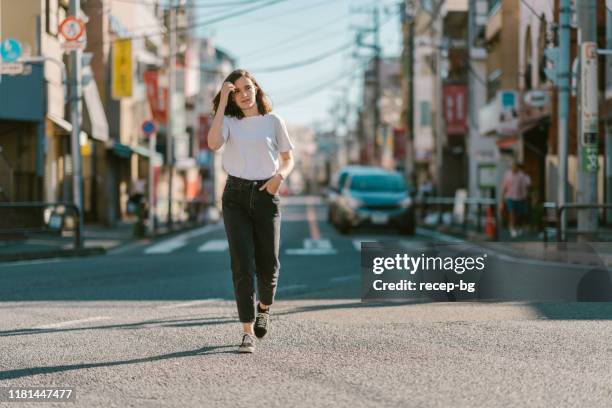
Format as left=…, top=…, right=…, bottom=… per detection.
left=112, top=38, right=132, bottom=99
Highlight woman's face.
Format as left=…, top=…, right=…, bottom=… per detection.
left=232, top=76, right=257, bottom=112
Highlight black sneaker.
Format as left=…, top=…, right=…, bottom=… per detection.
left=238, top=333, right=255, bottom=353
left=254, top=304, right=270, bottom=339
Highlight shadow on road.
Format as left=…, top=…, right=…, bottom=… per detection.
left=0, top=316, right=236, bottom=338
left=0, top=344, right=237, bottom=380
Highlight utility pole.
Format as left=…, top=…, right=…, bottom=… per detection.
left=576, top=0, right=599, bottom=239
left=557, top=0, right=571, bottom=239
left=402, top=0, right=416, bottom=187
left=69, top=0, right=84, bottom=248
left=373, top=5, right=381, bottom=166
left=166, top=0, right=176, bottom=228
left=606, top=0, right=612, bottom=223
left=433, top=3, right=444, bottom=195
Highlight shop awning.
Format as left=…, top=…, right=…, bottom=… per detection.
left=131, top=145, right=163, bottom=165
left=112, top=142, right=132, bottom=159
left=82, top=65, right=109, bottom=142
left=47, top=113, right=88, bottom=140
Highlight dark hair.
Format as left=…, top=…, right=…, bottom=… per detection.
left=212, top=69, right=272, bottom=119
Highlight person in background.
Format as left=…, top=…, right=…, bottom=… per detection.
left=502, top=162, right=531, bottom=238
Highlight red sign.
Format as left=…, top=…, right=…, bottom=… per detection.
left=198, top=115, right=211, bottom=151
left=143, top=70, right=168, bottom=124
left=393, top=128, right=406, bottom=160
left=443, top=85, right=468, bottom=135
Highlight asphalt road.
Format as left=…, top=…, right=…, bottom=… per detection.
left=1, top=196, right=612, bottom=407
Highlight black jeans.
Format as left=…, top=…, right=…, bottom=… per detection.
left=222, top=175, right=281, bottom=323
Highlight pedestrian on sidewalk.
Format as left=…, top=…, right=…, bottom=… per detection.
left=501, top=162, right=531, bottom=238
left=208, top=69, right=295, bottom=353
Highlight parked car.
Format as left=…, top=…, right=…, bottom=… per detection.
left=332, top=169, right=415, bottom=235
left=326, top=166, right=387, bottom=223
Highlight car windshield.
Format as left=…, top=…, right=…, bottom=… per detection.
left=349, top=174, right=406, bottom=192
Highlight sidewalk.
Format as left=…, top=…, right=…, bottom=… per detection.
left=419, top=224, right=612, bottom=269
left=0, top=220, right=206, bottom=262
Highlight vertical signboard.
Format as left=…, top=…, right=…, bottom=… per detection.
left=143, top=70, right=168, bottom=124
left=112, top=38, right=133, bottom=99
left=581, top=42, right=599, bottom=172
left=443, top=85, right=468, bottom=135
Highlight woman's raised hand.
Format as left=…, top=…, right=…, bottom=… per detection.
left=220, top=82, right=236, bottom=105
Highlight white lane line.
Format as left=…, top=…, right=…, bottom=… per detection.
left=158, top=299, right=224, bottom=309
left=34, top=316, right=110, bottom=330
left=276, top=284, right=308, bottom=293
left=0, top=259, right=62, bottom=267
left=198, top=240, right=229, bottom=252
left=330, top=275, right=359, bottom=283
left=144, top=239, right=187, bottom=254
left=352, top=239, right=378, bottom=251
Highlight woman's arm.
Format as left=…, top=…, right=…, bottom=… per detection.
left=207, top=82, right=235, bottom=151
left=259, top=151, right=295, bottom=195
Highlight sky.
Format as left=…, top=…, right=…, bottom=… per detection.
left=195, top=0, right=402, bottom=129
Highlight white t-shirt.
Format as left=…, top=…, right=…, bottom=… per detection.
left=221, top=113, right=295, bottom=180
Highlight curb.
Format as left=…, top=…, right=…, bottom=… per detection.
left=0, top=247, right=107, bottom=263
left=0, top=222, right=210, bottom=262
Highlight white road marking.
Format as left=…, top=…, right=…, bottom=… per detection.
left=175, top=224, right=224, bottom=241
left=144, top=239, right=187, bottom=254
left=286, top=238, right=336, bottom=255
left=0, top=259, right=62, bottom=267
left=158, top=299, right=225, bottom=309
left=143, top=224, right=225, bottom=255
left=62, top=239, right=121, bottom=250
left=330, top=275, right=359, bottom=283
left=34, top=316, right=110, bottom=330
left=198, top=240, right=229, bottom=252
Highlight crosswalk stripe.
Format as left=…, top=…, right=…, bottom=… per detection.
left=198, top=240, right=229, bottom=252
left=286, top=238, right=336, bottom=255
left=144, top=239, right=187, bottom=254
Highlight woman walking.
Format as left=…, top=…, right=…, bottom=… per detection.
left=208, top=69, right=294, bottom=353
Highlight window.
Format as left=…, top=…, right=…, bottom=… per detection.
left=349, top=174, right=407, bottom=192
left=46, top=0, right=58, bottom=36
left=420, top=101, right=431, bottom=127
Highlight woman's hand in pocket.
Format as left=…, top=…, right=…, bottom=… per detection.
left=259, top=174, right=282, bottom=196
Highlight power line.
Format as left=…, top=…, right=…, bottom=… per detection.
left=110, top=0, right=269, bottom=7
left=85, top=0, right=291, bottom=48
left=230, top=0, right=342, bottom=28
left=242, top=23, right=348, bottom=61
left=250, top=42, right=353, bottom=73
left=273, top=63, right=364, bottom=106
left=519, top=0, right=542, bottom=19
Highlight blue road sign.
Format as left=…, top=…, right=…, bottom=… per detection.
left=142, top=120, right=156, bottom=136
left=0, top=38, right=22, bottom=63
